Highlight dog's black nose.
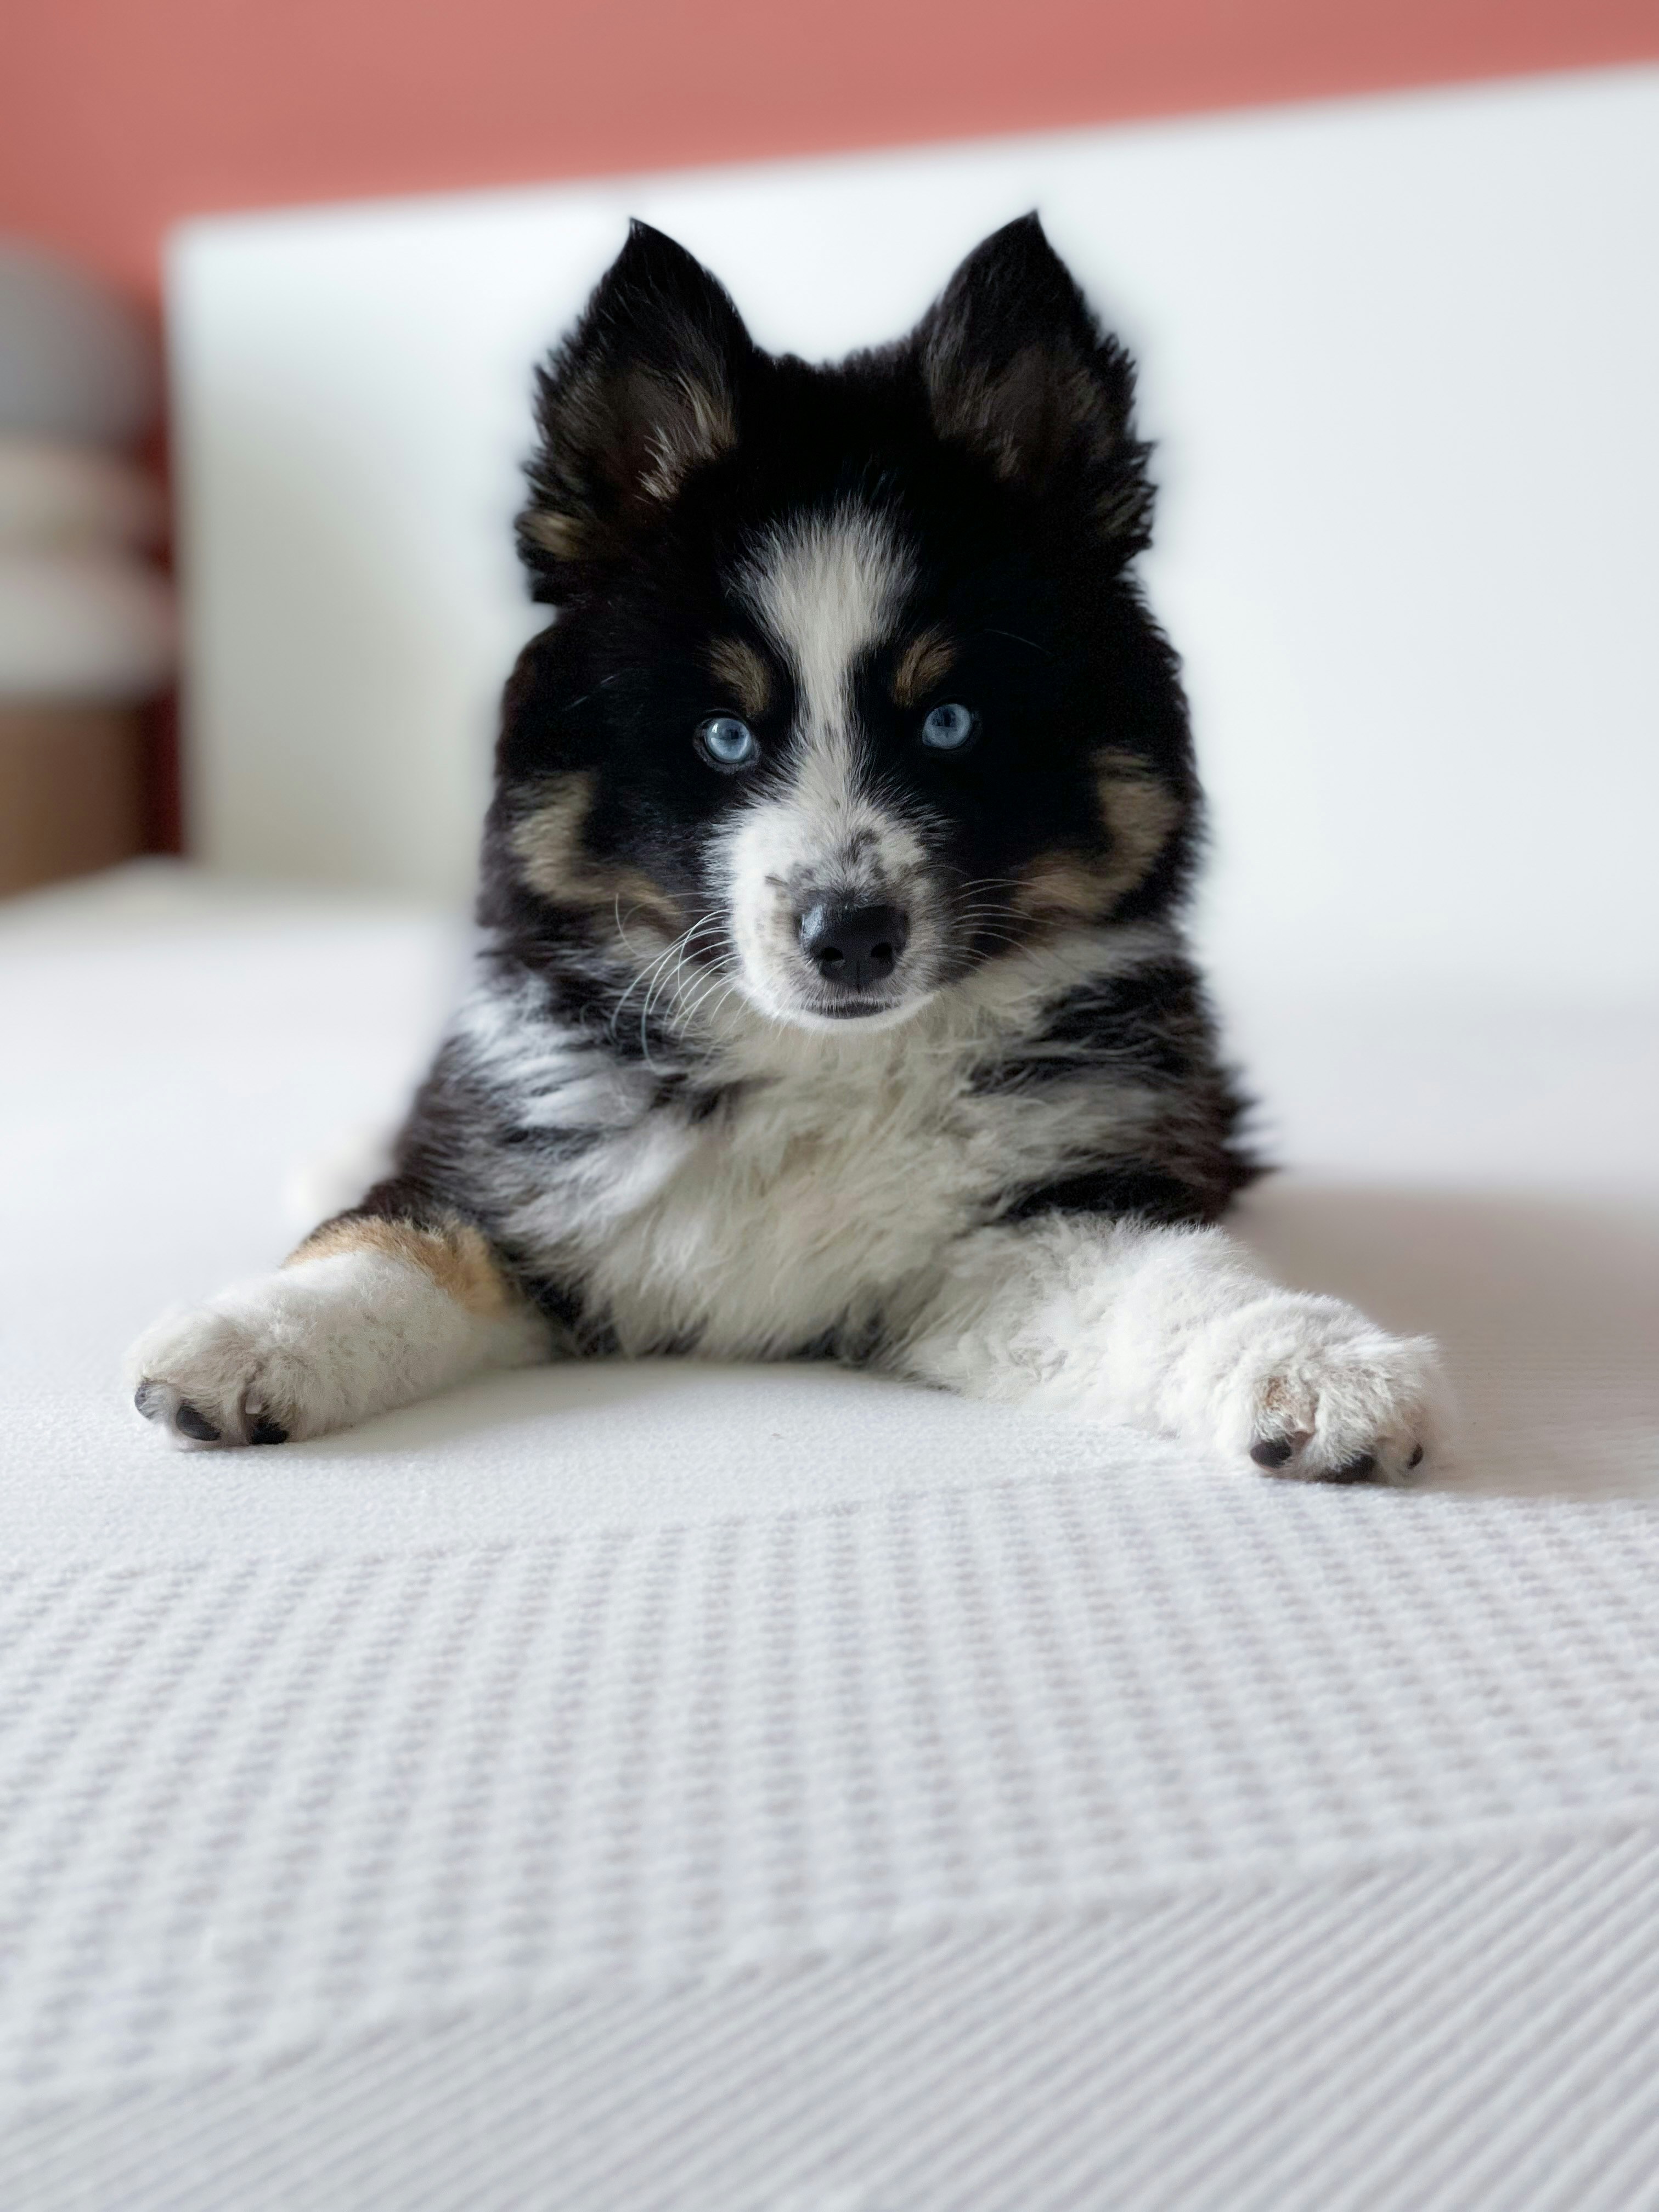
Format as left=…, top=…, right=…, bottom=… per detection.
left=798, top=901, right=910, bottom=991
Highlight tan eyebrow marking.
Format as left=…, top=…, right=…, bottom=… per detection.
left=707, top=636, right=772, bottom=719
left=892, top=626, right=957, bottom=707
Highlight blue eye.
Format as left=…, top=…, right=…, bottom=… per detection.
left=697, top=714, right=758, bottom=769
left=921, top=702, right=977, bottom=751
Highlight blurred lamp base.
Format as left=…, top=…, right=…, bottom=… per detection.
left=0, top=703, right=146, bottom=897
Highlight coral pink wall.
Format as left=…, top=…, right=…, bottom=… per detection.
left=5, top=0, right=1659, bottom=305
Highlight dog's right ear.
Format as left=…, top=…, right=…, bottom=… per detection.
left=518, top=222, right=754, bottom=599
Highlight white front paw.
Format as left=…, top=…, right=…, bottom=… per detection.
left=128, top=1248, right=551, bottom=1451
left=1195, top=1293, right=1450, bottom=1484
left=127, top=1289, right=326, bottom=1448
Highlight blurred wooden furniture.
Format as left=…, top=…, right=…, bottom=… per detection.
left=0, top=701, right=144, bottom=895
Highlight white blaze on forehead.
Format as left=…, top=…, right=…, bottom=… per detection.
left=738, top=505, right=912, bottom=737
left=720, top=505, right=929, bottom=1023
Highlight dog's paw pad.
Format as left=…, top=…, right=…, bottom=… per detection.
left=133, top=1378, right=219, bottom=1442
left=134, top=1378, right=220, bottom=1446
left=1217, top=1300, right=1449, bottom=1486
left=132, top=1374, right=250, bottom=1449
left=1248, top=1435, right=1397, bottom=1484
left=1248, top=1434, right=1299, bottom=1469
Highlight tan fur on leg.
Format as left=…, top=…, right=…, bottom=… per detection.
left=289, top=1212, right=520, bottom=1319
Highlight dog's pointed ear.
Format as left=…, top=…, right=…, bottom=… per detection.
left=916, top=214, right=1152, bottom=554
left=519, top=222, right=753, bottom=596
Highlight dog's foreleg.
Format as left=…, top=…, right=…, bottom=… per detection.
left=127, top=1195, right=550, bottom=1448
left=893, top=1214, right=1448, bottom=1482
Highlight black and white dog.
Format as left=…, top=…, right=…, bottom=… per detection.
left=130, top=216, right=1446, bottom=1480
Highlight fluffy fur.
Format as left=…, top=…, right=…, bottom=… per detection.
left=129, top=216, right=1447, bottom=1481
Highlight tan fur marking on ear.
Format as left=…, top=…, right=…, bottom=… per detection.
left=684, top=376, right=737, bottom=459
left=708, top=637, right=772, bottom=718
left=288, top=1215, right=519, bottom=1319
left=893, top=627, right=957, bottom=707
left=1012, top=751, right=1182, bottom=924
left=524, top=509, right=590, bottom=560
left=929, top=341, right=1120, bottom=493
left=511, top=770, right=684, bottom=937
left=639, top=371, right=737, bottom=504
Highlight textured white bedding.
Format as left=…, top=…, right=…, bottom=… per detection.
left=3, top=862, right=1658, bottom=2208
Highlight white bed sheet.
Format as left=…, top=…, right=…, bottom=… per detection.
left=2, top=864, right=1657, bottom=2208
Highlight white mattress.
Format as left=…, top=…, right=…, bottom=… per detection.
left=3, top=863, right=1658, bottom=2208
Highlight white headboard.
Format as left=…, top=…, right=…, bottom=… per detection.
left=169, top=64, right=1659, bottom=998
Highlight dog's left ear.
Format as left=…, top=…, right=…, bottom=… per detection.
left=916, top=214, right=1152, bottom=554
left=519, top=221, right=754, bottom=597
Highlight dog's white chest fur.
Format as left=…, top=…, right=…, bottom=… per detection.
left=577, top=1036, right=989, bottom=1355
left=477, top=955, right=1175, bottom=1358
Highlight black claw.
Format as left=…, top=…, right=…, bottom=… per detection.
left=248, top=1417, right=289, bottom=1447
left=173, top=1402, right=221, bottom=1443
left=134, top=1381, right=166, bottom=1422
left=1328, top=1452, right=1378, bottom=1484
left=1408, top=1444, right=1425, bottom=1470
left=1250, top=1436, right=1296, bottom=1468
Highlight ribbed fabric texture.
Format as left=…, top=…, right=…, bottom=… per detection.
left=12, top=1829, right=1659, bottom=2211
left=5, top=1474, right=1659, bottom=2205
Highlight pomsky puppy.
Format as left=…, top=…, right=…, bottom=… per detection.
left=130, top=216, right=1446, bottom=1480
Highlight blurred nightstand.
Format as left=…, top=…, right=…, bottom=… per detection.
left=0, top=700, right=145, bottom=895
